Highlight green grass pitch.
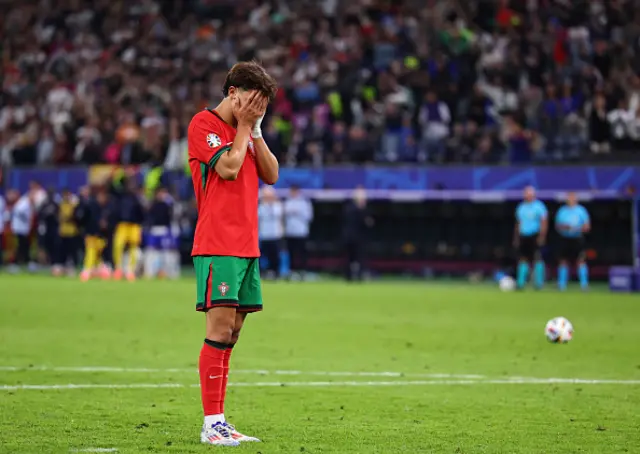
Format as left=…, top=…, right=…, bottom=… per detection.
left=1, top=275, right=639, bottom=453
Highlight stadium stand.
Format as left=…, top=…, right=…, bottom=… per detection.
left=1, top=0, right=640, bottom=167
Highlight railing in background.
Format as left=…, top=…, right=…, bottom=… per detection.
left=3, top=165, right=640, bottom=193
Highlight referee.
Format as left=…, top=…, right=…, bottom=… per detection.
left=513, top=186, right=548, bottom=289
left=555, top=192, right=591, bottom=290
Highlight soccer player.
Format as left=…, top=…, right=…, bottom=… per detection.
left=513, top=186, right=548, bottom=289
left=143, top=187, right=176, bottom=279
left=555, top=192, right=591, bottom=290
left=9, top=189, right=36, bottom=272
left=112, top=179, right=145, bottom=281
left=0, top=192, right=6, bottom=270
left=187, top=61, right=278, bottom=446
left=79, top=190, right=112, bottom=281
left=37, top=189, right=59, bottom=267
left=54, top=188, right=81, bottom=276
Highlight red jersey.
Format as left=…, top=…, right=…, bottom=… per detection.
left=188, top=109, right=260, bottom=257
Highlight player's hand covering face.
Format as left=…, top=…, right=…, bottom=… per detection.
left=232, top=90, right=269, bottom=127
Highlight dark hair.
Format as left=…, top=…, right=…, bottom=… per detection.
left=222, top=61, right=278, bottom=102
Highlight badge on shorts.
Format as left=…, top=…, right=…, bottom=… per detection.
left=218, top=282, right=229, bottom=296
left=206, top=133, right=222, bottom=148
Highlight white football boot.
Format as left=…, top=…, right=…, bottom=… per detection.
left=224, top=423, right=261, bottom=442
left=200, top=422, right=240, bottom=446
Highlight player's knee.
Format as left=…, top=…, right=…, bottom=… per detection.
left=205, top=309, right=236, bottom=344
left=206, top=322, right=234, bottom=344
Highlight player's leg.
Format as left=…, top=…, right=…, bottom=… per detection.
left=557, top=238, right=570, bottom=290
left=143, top=231, right=159, bottom=279
left=195, top=256, right=242, bottom=446
left=126, top=225, right=142, bottom=281
left=575, top=240, right=589, bottom=290
left=163, top=231, right=181, bottom=279
left=557, top=260, right=569, bottom=290
left=516, top=236, right=531, bottom=289
left=67, top=235, right=81, bottom=276
left=112, top=223, right=127, bottom=279
left=533, top=246, right=546, bottom=289
left=81, top=236, right=98, bottom=281
left=143, top=245, right=158, bottom=279
left=222, top=257, right=262, bottom=442
left=57, top=237, right=70, bottom=276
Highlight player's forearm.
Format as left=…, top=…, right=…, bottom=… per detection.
left=216, top=124, right=252, bottom=180
left=539, top=220, right=548, bottom=239
left=254, top=137, right=279, bottom=185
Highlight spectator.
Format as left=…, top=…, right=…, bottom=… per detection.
left=589, top=93, right=611, bottom=154
left=607, top=99, right=633, bottom=151
left=503, top=116, right=536, bottom=164
left=418, top=90, right=451, bottom=163
left=346, top=125, right=374, bottom=164
left=2, top=0, right=640, bottom=166
left=258, top=187, right=283, bottom=279
left=284, top=186, right=314, bottom=280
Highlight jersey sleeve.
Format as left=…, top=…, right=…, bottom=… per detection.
left=580, top=206, right=591, bottom=224
left=538, top=201, right=548, bottom=219
left=187, top=116, right=232, bottom=168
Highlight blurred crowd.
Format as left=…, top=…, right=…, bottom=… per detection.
left=2, top=0, right=640, bottom=167
left=0, top=177, right=189, bottom=279
left=0, top=177, right=320, bottom=280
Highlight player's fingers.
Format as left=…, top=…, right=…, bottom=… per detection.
left=259, top=95, right=269, bottom=111
left=247, top=90, right=259, bottom=106
left=232, top=95, right=241, bottom=110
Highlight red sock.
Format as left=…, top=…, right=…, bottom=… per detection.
left=220, top=346, right=233, bottom=413
left=199, top=341, right=226, bottom=416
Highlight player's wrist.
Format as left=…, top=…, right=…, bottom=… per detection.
left=237, top=122, right=253, bottom=132
left=252, top=113, right=265, bottom=139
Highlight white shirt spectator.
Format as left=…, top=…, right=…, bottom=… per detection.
left=258, top=200, right=284, bottom=241
left=419, top=101, right=451, bottom=140
left=607, top=108, right=633, bottom=139
left=284, top=195, right=313, bottom=238
left=0, top=195, right=6, bottom=234
left=10, top=196, right=33, bottom=236
left=626, top=112, right=640, bottom=140
left=46, top=85, right=74, bottom=113
left=164, top=137, right=188, bottom=171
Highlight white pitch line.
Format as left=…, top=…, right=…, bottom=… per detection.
left=0, top=365, right=483, bottom=379
left=70, top=449, right=118, bottom=453
left=2, top=378, right=640, bottom=391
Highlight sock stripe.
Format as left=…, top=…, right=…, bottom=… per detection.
left=204, top=339, right=230, bottom=350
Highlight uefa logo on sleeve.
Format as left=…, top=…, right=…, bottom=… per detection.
left=206, top=133, right=221, bottom=148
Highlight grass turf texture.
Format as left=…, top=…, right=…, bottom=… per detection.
left=0, top=276, right=639, bottom=453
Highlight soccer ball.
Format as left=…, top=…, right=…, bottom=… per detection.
left=499, top=276, right=516, bottom=292
left=545, top=317, right=574, bottom=343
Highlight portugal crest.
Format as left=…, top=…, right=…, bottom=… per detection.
left=206, top=133, right=222, bottom=148
left=218, top=282, right=229, bottom=296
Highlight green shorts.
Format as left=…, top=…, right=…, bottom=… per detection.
left=193, top=256, right=263, bottom=313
